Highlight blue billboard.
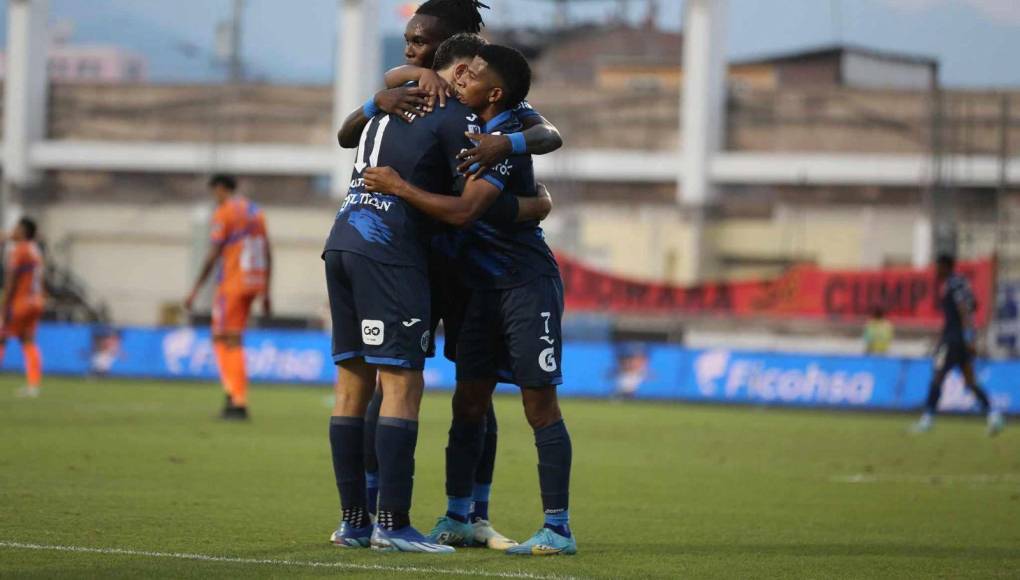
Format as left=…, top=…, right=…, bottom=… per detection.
left=3, top=323, right=1017, bottom=414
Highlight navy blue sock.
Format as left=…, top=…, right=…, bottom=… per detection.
left=375, top=417, right=418, bottom=518
left=446, top=417, right=486, bottom=501
left=470, top=483, right=491, bottom=522
left=446, top=496, right=472, bottom=523
left=329, top=416, right=367, bottom=524
left=535, top=420, right=572, bottom=538
left=365, top=471, right=379, bottom=516
left=363, top=390, right=382, bottom=516
left=475, top=404, right=498, bottom=485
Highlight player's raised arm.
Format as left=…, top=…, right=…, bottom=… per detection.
left=337, top=87, right=433, bottom=147
left=363, top=166, right=502, bottom=228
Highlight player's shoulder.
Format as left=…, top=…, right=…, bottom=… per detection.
left=426, top=100, right=477, bottom=130
left=512, top=99, right=540, bottom=120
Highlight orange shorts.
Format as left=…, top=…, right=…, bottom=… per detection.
left=3, top=302, right=43, bottom=339
left=211, top=290, right=258, bottom=335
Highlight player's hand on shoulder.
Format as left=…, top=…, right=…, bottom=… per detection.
left=375, top=86, right=430, bottom=124
left=418, top=69, right=451, bottom=111
left=457, top=133, right=513, bottom=177
left=363, top=167, right=406, bottom=196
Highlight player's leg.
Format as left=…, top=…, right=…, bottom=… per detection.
left=220, top=292, right=255, bottom=417
left=960, top=358, right=1005, bottom=435
left=363, top=382, right=382, bottom=517
left=501, top=277, right=576, bottom=556
left=914, top=347, right=952, bottom=432
left=346, top=253, right=451, bottom=553
left=20, top=309, right=42, bottom=393
left=211, top=292, right=231, bottom=399
left=324, top=249, right=375, bottom=547
left=471, top=403, right=498, bottom=522
left=11, top=307, right=42, bottom=398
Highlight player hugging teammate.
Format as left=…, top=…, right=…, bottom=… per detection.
left=322, top=0, right=576, bottom=556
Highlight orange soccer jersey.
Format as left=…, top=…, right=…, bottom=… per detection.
left=3, top=240, right=44, bottom=338
left=211, top=196, right=268, bottom=334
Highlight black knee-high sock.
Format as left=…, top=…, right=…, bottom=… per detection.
left=967, top=382, right=992, bottom=413
left=363, top=390, right=382, bottom=515
left=470, top=405, right=498, bottom=522
left=445, top=417, right=485, bottom=521
left=329, top=416, right=368, bottom=528
left=475, top=404, right=498, bottom=485
left=925, top=379, right=943, bottom=414
left=375, top=417, right=418, bottom=530
left=535, top=420, right=572, bottom=533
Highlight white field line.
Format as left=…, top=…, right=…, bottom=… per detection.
left=831, top=473, right=1020, bottom=485
left=0, top=541, right=582, bottom=579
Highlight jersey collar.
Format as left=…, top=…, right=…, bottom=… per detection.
left=484, top=109, right=514, bottom=133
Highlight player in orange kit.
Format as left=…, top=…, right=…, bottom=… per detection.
left=185, top=175, right=272, bottom=420
left=2, top=217, right=45, bottom=398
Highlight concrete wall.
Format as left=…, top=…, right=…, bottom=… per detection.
left=41, top=201, right=333, bottom=326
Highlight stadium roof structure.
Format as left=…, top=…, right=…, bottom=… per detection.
left=733, top=43, right=938, bottom=69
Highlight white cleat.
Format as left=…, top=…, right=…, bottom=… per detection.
left=910, top=413, right=933, bottom=434
left=987, top=411, right=1005, bottom=437
left=472, top=519, right=518, bottom=550
left=15, top=386, right=40, bottom=398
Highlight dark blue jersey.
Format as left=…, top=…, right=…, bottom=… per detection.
left=941, top=273, right=975, bottom=344
left=324, top=101, right=479, bottom=269
left=456, top=109, right=559, bottom=290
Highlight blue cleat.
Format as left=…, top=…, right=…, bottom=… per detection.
left=426, top=516, right=475, bottom=546
left=506, top=527, right=577, bottom=556
left=330, top=521, right=373, bottom=548
left=371, top=525, right=456, bottom=553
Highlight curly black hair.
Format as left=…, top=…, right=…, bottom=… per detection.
left=416, top=0, right=490, bottom=35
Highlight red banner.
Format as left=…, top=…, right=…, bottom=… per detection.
left=557, top=255, right=994, bottom=328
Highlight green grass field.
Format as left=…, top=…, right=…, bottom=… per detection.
left=1, top=376, right=1019, bottom=579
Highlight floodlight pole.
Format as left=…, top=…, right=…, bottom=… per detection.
left=2, top=0, right=49, bottom=229
left=680, top=0, right=727, bottom=282
left=331, top=0, right=381, bottom=198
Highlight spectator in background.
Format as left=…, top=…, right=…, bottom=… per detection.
left=863, top=306, right=894, bottom=355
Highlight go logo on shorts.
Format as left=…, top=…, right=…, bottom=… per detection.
left=361, top=319, right=384, bottom=346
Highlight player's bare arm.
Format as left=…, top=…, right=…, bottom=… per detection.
left=337, top=87, right=432, bottom=147
left=184, top=243, right=225, bottom=311
left=384, top=65, right=451, bottom=110
left=363, top=166, right=501, bottom=228
left=517, top=182, right=552, bottom=222
left=457, top=114, right=563, bottom=176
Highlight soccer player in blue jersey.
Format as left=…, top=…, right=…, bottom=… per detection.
left=336, top=24, right=563, bottom=551
left=364, top=44, right=577, bottom=556
left=913, top=254, right=1005, bottom=436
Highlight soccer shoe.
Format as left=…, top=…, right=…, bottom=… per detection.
left=987, top=411, right=1005, bottom=437
left=506, top=527, right=577, bottom=556
left=371, top=525, right=456, bottom=554
left=330, top=521, right=373, bottom=548
left=426, top=516, right=474, bottom=546
left=15, top=386, right=40, bottom=398
left=472, top=519, right=518, bottom=550
left=221, top=406, right=249, bottom=421
left=910, top=414, right=933, bottom=434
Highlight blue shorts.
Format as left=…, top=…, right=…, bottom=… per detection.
left=935, top=341, right=973, bottom=373
left=324, top=250, right=430, bottom=370
left=456, top=275, right=564, bottom=388
left=427, top=249, right=470, bottom=361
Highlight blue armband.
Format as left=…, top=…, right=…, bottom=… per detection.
left=362, top=98, right=380, bottom=118
left=507, top=132, right=527, bottom=155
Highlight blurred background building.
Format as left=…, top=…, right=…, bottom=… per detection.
left=0, top=0, right=1017, bottom=355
